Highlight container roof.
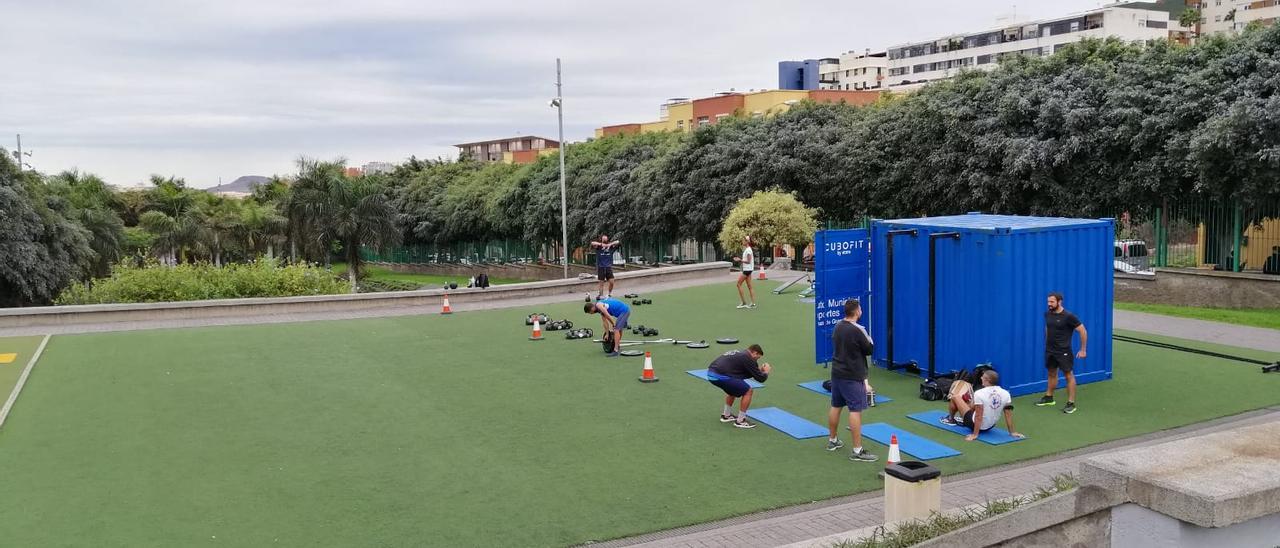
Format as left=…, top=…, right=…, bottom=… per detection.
left=876, top=213, right=1111, bottom=233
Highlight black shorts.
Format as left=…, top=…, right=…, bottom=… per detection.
left=710, top=377, right=751, bottom=398
left=597, top=266, right=614, bottom=280
left=1045, top=351, right=1073, bottom=372
left=961, top=410, right=993, bottom=432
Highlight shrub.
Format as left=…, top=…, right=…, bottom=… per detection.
left=54, top=259, right=347, bottom=304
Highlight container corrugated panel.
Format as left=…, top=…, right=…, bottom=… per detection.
left=869, top=213, right=1113, bottom=397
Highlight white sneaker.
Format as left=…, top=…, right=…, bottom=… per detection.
left=748, top=303, right=757, bottom=309
left=736, top=304, right=748, bottom=309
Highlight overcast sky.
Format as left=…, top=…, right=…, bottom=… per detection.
left=1, top=0, right=1107, bottom=188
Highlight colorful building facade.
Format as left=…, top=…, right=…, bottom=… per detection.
left=594, top=89, right=881, bottom=137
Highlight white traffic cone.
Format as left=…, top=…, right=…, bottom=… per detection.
left=887, top=434, right=901, bottom=465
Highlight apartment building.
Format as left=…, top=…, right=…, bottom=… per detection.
left=1198, top=0, right=1280, bottom=35
left=361, top=161, right=395, bottom=175
left=454, top=136, right=560, bottom=164
left=781, top=2, right=1180, bottom=92
left=595, top=89, right=881, bottom=137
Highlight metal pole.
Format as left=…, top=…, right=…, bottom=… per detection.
left=1232, top=203, right=1242, bottom=272
left=556, top=58, right=569, bottom=279
left=15, top=134, right=22, bottom=173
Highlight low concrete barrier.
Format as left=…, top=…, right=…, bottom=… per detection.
left=1115, top=268, right=1280, bottom=309
left=0, top=262, right=729, bottom=330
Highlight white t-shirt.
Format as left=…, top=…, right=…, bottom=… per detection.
left=742, top=246, right=755, bottom=272
left=972, top=386, right=1011, bottom=431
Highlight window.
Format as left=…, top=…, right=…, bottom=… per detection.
left=532, top=138, right=545, bottom=149
left=696, top=116, right=710, bottom=127
left=1214, top=15, right=1223, bottom=22
left=676, top=120, right=684, bottom=129
left=510, top=141, right=524, bottom=152
left=1070, top=21, right=1080, bottom=32
left=1146, top=20, right=1168, bottom=28
left=977, top=54, right=993, bottom=65
left=714, top=113, right=729, bottom=121
left=913, top=63, right=929, bottom=73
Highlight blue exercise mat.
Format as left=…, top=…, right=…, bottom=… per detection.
left=861, top=423, right=961, bottom=460
left=907, top=410, right=1027, bottom=445
left=686, top=369, right=764, bottom=388
left=744, top=407, right=828, bottom=439
left=796, top=380, right=892, bottom=404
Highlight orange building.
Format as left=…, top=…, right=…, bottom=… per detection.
left=455, top=136, right=560, bottom=164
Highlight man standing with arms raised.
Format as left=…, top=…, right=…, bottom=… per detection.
left=825, top=299, right=877, bottom=462
left=1037, top=292, right=1087, bottom=414
left=590, top=234, right=621, bottom=300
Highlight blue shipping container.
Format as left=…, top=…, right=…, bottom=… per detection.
left=869, top=214, right=1113, bottom=397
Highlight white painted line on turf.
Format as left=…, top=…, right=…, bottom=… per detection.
left=0, top=334, right=52, bottom=431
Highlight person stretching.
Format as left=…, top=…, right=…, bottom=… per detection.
left=706, top=345, right=771, bottom=429
left=584, top=297, right=631, bottom=356
left=590, top=234, right=621, bottom=299
left=941, top=369, right=1024, bottom=441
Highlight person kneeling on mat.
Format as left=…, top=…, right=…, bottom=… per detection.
left=585, top=297, right=631, bottom=357
left=706, top=345, right=771, bottom=429
left=941, top=369, right=1024, bottom=441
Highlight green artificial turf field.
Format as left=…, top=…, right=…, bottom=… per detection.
left=1, top=281, right=1277, bottom=547
left=331, top=262, right=522, bottom=288
left=0, top=335, right=45, bottom=405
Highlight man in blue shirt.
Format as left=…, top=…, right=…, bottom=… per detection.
left=590, top=234, right=621, bottom=299
left=585, top=297, right=631, bottom=356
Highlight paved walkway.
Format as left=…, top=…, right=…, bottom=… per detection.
left=598, top=407, right=1280, bottom=548
left=1114, top=309, right=1280, bottom=353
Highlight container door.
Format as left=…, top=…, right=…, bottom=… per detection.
left=814, top=229, right=871, bottom=365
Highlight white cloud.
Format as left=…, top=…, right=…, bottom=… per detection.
left=0, top=0, right=1106, bottom=186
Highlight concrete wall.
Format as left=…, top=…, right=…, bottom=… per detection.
left=1111, top=503, right=1280, bottom=548
left=367, top=261, right=625, bottom=282
left=0, top=262, right=729, bottom=330
left=1114, top=268, right=1280, bottom=309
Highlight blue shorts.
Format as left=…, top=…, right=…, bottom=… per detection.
left=614, top=311, right=630, bottom=331
left=830, top=378, right=868, bottom=412
left=710, top=377, right=752, bottom=398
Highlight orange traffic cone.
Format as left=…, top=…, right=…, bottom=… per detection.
left=441, top=292, right=453, bottom=315
left=757, top=269, right=767, bottom=280
left=887, top=434, right=901, bottom=465
left=638, top=351, right=659, bottom=383
left=529, top=318, right=543, bottom=341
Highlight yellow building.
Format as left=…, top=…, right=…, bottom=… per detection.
left=595, top=89, right=881, bottom=137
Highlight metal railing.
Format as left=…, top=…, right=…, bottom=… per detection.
left=1116, top=198, right=1280, bottom=275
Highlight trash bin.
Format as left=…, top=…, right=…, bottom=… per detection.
left=883, top=461, right=942, bottom=524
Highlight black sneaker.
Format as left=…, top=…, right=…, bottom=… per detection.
left=940, top=415, right=959, bottom=426
left=1035, top=396, right=1056, bottom=407
left=826, top=438, right=844, bottom=451
left=733, top=419, right=757, bottom=429
left=1063, top=402, right=1077, bottom=414
left=719, top=414, right=735, bottom=423
left=849, top=448, right=878, bottom=462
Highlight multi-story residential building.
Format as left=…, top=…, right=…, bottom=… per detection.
left=780, top=2, right=1181, bottom=92
left=778, top=58, right=839, bottom=90
left=454, top=136, right=560, bottom=164
left=1198, top=0, right=1280, bottom=35
left=819, top=50, right=889, bottom=91
left=595, top=89, right=881, bottom=137
left=361, top=161, right=395, bottom=175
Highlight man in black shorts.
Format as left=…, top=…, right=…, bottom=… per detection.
left=590, top=235, right=620, bottom=299
left=1037, top=291, right=1088, bottom=414
left=705, top=345, right=771, bottom=429
left=826, top=299, right=877, bottom=462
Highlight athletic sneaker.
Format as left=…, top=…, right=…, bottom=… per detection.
left=605, top=352, right=620, bottom=357
left=720, top=414, right=736, bottom=423
left=826, top=438, right=845, bottom=451
left=849, top=448, right=878, bottom=462
left=1063, top=402, right=1077, bottom=414
left=940, top=415, right=959, bottom=426
left=736, top=303, right=749, bottom=309
left=733, top=419, right=757, bottom=429
left=748, top=303, right=757, bottom=309
left=1035, top=396, right=1056, bottom=407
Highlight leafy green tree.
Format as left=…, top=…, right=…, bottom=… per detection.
left=0, top=153, right=95, bottom=306
left=717, top=190, right=818, bottom=255
left=238, top=200, right=288, bottom=259
left=1178, top=8, right=1201, bottom=29
left=46, top=170, right=126, bottom=277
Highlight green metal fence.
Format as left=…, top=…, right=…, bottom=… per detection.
left=1116, top=198, right=1280, bottom=274
left=360, top=237, right=720, bottom=267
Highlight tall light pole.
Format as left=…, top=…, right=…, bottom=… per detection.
left=553, top=58, right=569, bottom=279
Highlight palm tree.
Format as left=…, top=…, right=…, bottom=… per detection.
left=46, top=170, right=125, bottom=277
left=287, top=158, right=401, bottom=291
left=139, top=209, right=207, bottom=265
left=238, top=200, right=287, bottom=259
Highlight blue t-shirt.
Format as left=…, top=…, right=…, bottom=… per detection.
left=599, top=298, right=629, bottom=316
left=596, top=245, right=615, bottom=268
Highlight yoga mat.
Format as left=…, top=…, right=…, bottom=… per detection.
left=907, top=409, right=1026, bottom=445
left=861, top=422, right=961, bottom=460
left=686, top=369, right=764, bottom=388
left=796, top=380, right=892, bottom=404
left=744, top=407, right=828, bottom=439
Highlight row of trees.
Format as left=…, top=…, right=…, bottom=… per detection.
left=4, top=25, right=1280, bottom=306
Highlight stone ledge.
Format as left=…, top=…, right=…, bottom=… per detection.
left=1078, top=421, right=1280, bottom=528
left=0, top=262, right=729, bottom=328
left=1153, top=267, right=1279, bottom=283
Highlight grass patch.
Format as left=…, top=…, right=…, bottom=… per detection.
left=836, top=475, right=1078, bottom=548
left=0, top=281, right=1277, bottom=546
left=0, top=336, right=45, bottom=405
left=1116, top=302, right=1280, bottom=331
left=332, top=262, right=523, bottom=289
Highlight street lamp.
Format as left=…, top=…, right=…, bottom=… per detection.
left=551, top=58, right=568, bottom=279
